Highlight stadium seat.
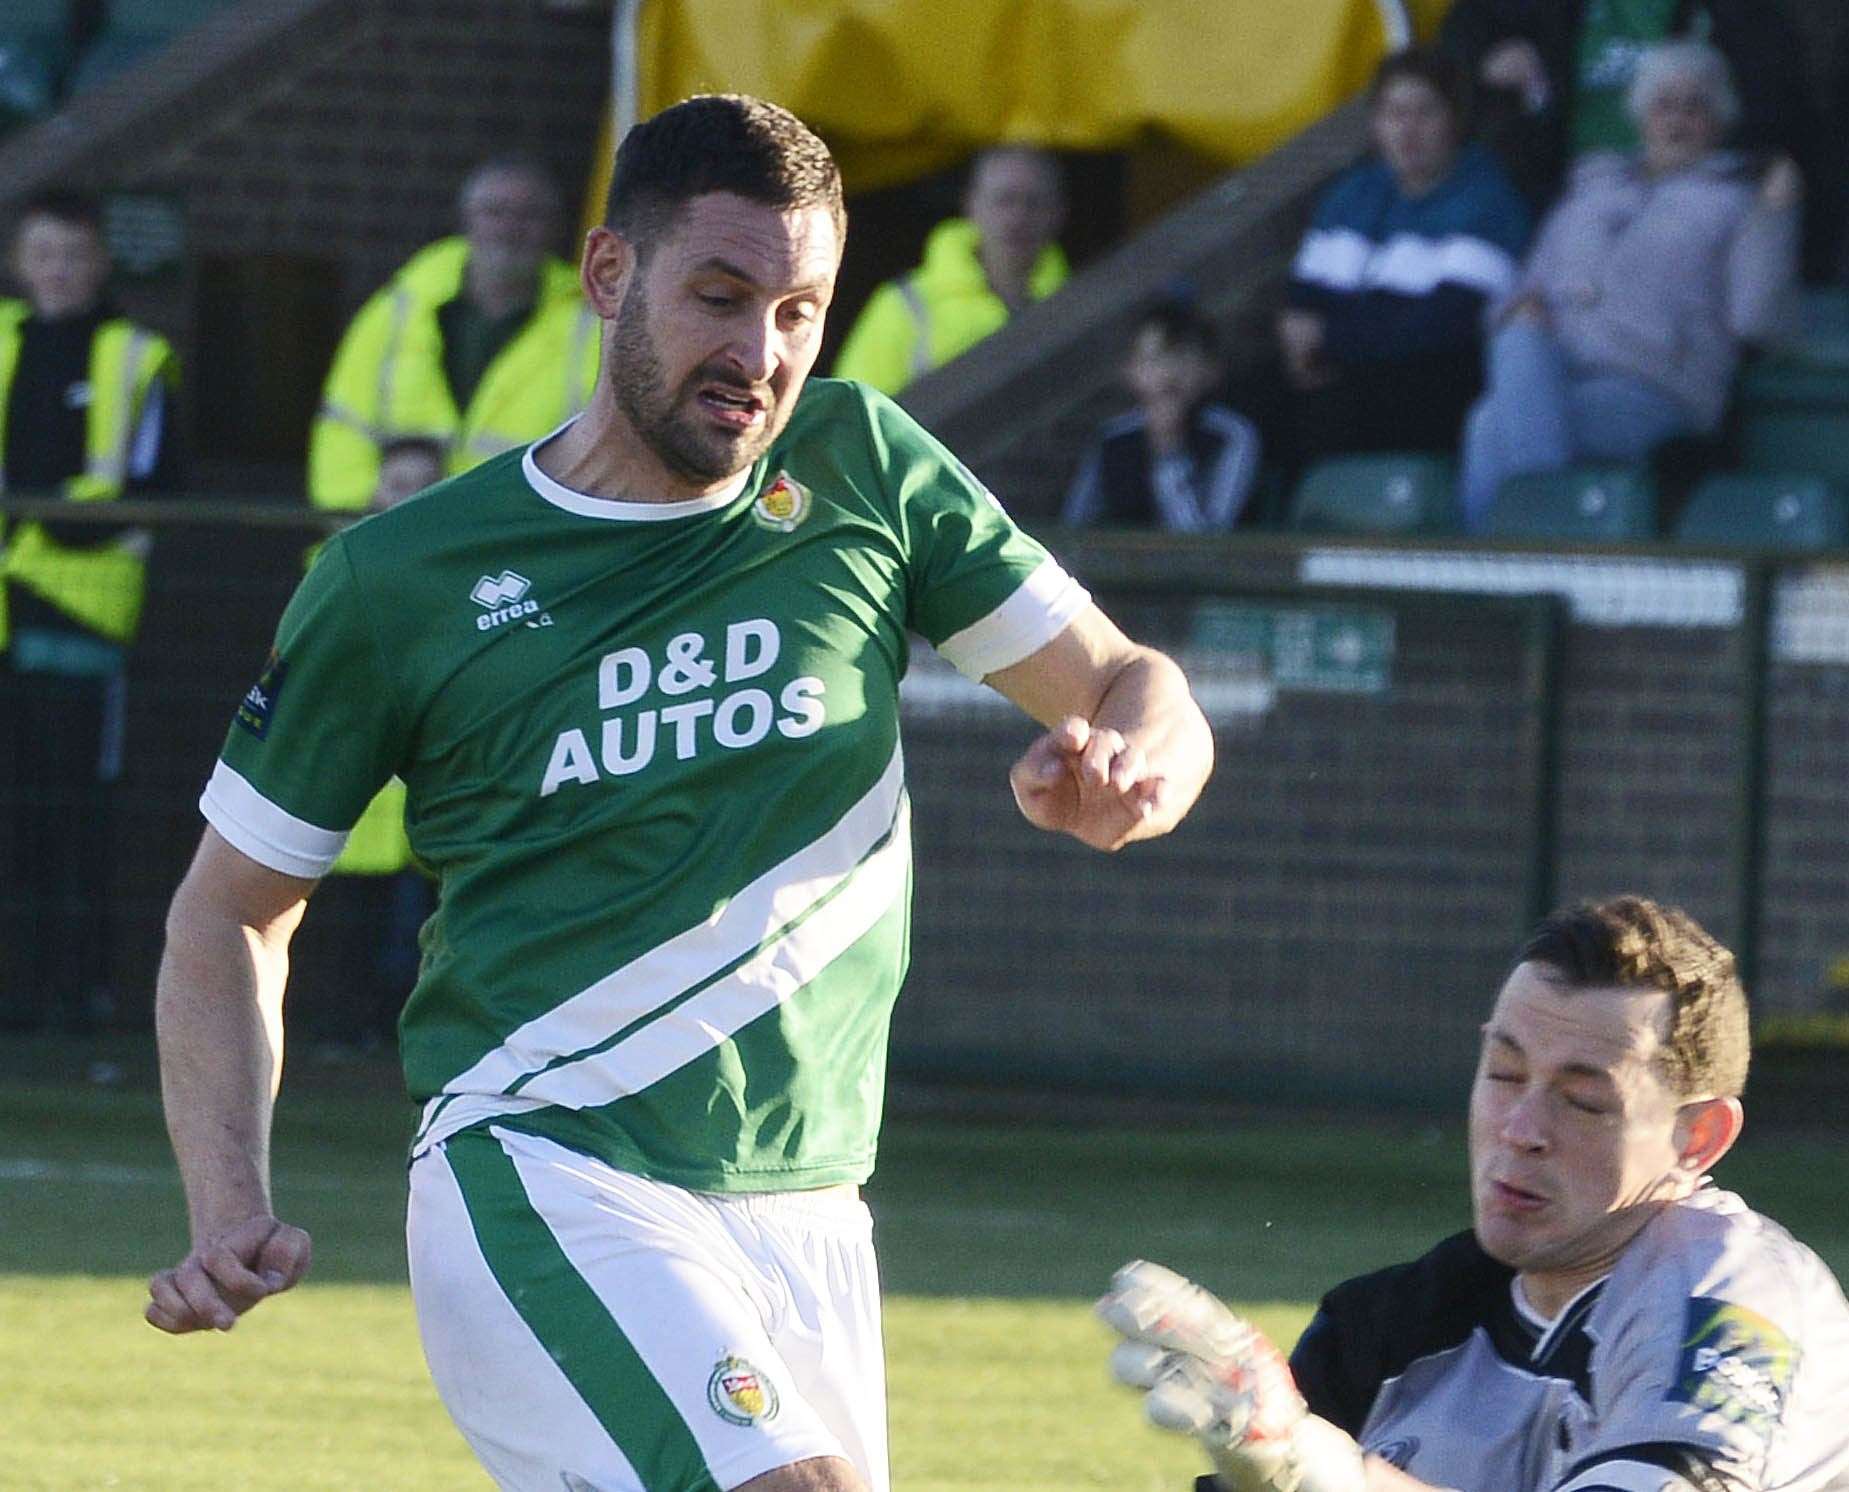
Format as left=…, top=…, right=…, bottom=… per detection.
left=69, top=0, right=235, bottom=92
left=1739, top=409, right=1849, bottom=488
left=1483, top=465, right=1658, bottom=542
left=0, top=1, right=71, bottom=131
left=1736, top=290, right=1849, bottom=413
left=1289, top=454, right=1459, bottom=537
left=1674, top=473, right=1849, bottom=551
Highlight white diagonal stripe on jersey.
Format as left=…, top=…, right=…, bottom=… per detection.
left=935, top=557, right=1090, bottom=681
left=435, top=741, right=905, bottom=1099
left=413, top=788, right=909, bottom=1153
left=513, top=791, right=909, bottom=1113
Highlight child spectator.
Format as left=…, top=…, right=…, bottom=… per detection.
left=1062, top=301, right=1260, bottom=532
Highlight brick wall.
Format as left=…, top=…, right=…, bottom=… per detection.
left=0, top=0, right=610, bottom=479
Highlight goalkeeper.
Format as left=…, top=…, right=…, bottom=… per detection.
left=1099, top=897, right=1849, bottom=1492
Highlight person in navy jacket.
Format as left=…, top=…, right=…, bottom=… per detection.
left=1280, top=48, right=1532, bottom=469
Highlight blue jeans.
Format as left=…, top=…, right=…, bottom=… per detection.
left=1461, top=320, right=1698, bottom=531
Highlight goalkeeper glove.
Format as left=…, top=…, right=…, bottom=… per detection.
left=1097, top=1260, right=1367, bottom=1492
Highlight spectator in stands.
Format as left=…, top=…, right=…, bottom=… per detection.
left=1279, top=47, right=1531, bottom=470
left=1439, top=0, right=1829, bottom=275
left=0, top=190, right=179, bottom=1032
left=1460, top=42, right=1801, bottom=531
left=834, top=146, right=1067, bottom=394
left=307, top=155, right=598, bottom=510
left=1062, top=300, right=1260, bottom=531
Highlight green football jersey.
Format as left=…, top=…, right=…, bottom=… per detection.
left=204, top=379, right=1086, bottom=1190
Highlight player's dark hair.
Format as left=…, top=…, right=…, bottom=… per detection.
left=1369, top=45, right=1472, bottom=128
left=1519, top=896, right=1750, bottom=1099
left=1135, top=299, right=1218, bottom=361
left=15, top=189, right=105, bottom=240
left=605, top=94, right=844, bottom=257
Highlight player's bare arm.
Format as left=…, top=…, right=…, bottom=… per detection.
left=146, top=827, right=316, bottom=1334
left=987, top=602, right=1213, bottom=851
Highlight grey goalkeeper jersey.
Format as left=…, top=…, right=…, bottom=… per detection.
left=1289, top=1188, right=1849, bottom=1492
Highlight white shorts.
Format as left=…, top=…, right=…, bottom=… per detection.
left=407, top=1125, right=888, bottom=1492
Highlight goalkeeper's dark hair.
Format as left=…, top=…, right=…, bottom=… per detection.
left=1519, top=896, right=1749, bottom=1100
left=605, top=94, right=844, bottom=260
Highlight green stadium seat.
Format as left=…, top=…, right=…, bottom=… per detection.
left=1673, top=473, right=1849, bottom=551
left=1739, top=409, right=1849, bottom=488
left=1484, top=465, right=1657, bottom=542
left=1736, top=290, right=1849, bottom=411
left=1795, top=287, right=1849, bottom=364
left=1289, top=454, right=1459, bottom=537
left=68, top=0, right=235, bottom=92
left=1737, top=359, right=1849, bottom=412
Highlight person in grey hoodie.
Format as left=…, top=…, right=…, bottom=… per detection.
left=1460, top=40, right=1800, bottom=532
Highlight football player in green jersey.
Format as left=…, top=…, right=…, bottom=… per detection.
left=145, top=94, right=1214, bottom=1492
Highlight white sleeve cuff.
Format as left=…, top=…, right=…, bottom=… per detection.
left=934, top=558, right=1091, bottom=681
left=199, top=760, right=349, bottom=880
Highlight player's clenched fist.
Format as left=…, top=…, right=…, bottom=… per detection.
left=146, top=1213, right=312, bottom=1333
left=1097, top=1261, right=1367, bottom=1492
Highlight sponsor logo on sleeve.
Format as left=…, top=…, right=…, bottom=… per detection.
left=707, top=1354, right=779, bottom=1427
left=1669, top=1297, right=1797, bottom=1437
left=234, top=651, right=288, bottom=739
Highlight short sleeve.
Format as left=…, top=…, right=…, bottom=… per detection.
left=201, top=536, right=407, bottom=877
left=864, top=391, right=1088, bottom=680
left=1569, top=1288, right=1801, bottom=1490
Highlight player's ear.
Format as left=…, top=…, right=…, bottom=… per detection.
left=1674, top=1095, right=1743, bottom=1179
left=580, top=227, right=633, bottom=319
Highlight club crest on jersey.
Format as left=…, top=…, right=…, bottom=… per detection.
left=1669, top=1298, right=1795, bottom=1436
left=707, top=1355, right=779, bottom=1427
left=471, top=569, right=543, bottom=631
left=752, top=472, right=812, bottom=533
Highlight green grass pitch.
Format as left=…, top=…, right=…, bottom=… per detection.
left=4, top=1044, right=1844, bottom=1489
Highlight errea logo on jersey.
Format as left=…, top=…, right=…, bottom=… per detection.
left=471, top=570, right=543, bottom=631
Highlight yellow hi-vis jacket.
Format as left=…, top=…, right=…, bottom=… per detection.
left=0, top=299, right=175, bottom=654
left=308, top=237, right=599, bottom=510
left=832, top=218, right=1068, bottom=395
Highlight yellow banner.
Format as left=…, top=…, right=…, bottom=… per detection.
left=633, top=0, right=1454, bottom=190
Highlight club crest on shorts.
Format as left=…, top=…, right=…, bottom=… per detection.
left=707, top=1354, right=780, bottom=1426
left=752, top=472, right=812, bottom=533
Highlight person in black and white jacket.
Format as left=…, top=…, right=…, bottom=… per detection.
left=1062, top=300, right=1261, bottom=533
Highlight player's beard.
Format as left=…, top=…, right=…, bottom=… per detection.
left=608, top=281, right=785, bottom=486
